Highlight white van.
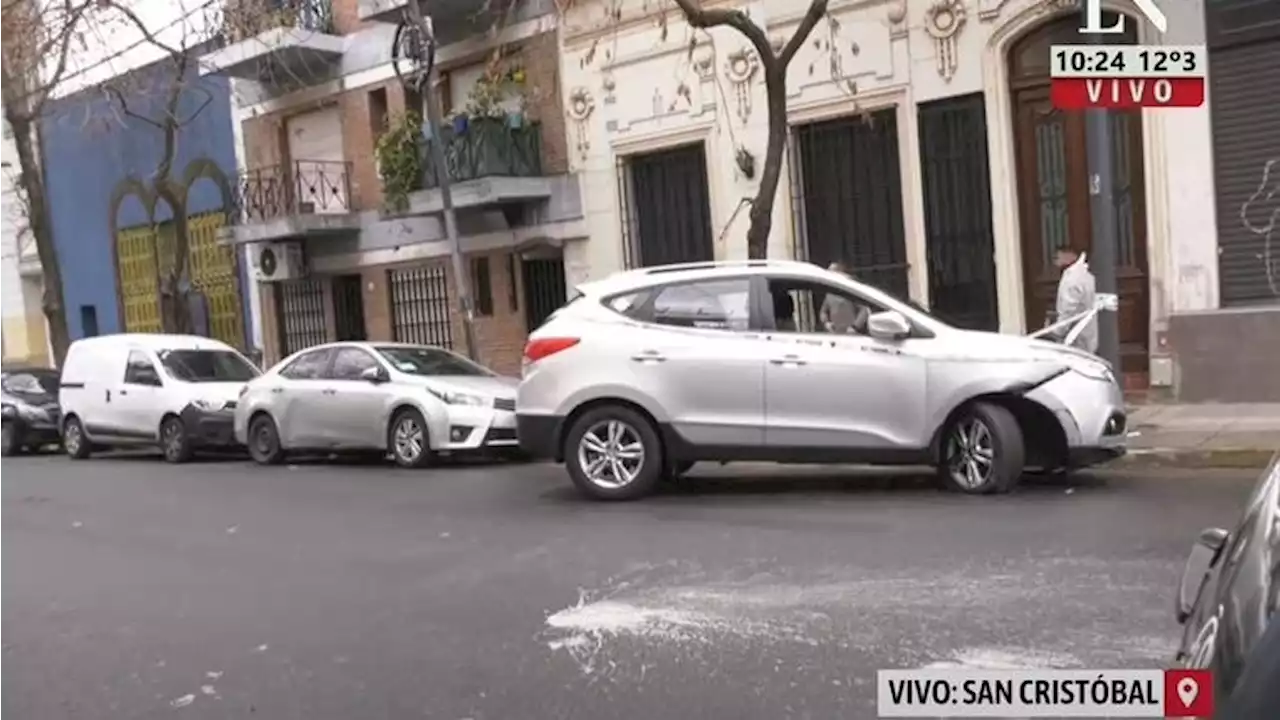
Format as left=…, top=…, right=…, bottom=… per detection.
left=59, top=334, right=261, bottom=463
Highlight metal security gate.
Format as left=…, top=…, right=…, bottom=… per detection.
left=187, top=212, right=245, bottom=348
left=917, top=94, right=999, bottom=330
left=275, top=279, right=327, bottom=356
left=1208, top=6, right=1280, bottom=305
left=116, top=225, right=163, bottom=333
left=522, top=256, right=567, bottom=331
left=388, top=265, right=453, bottom=348
left=793, top=108, right=910, bottom=299
left=331, top=274, right=366, bottom=341
left=618, top=143, right=714, bottom=268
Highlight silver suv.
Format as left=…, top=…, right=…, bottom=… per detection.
left=516, top=260, right=1127, bottom=501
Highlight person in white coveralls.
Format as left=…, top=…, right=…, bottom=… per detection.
left=1051, top=244, right=1099, bottom=354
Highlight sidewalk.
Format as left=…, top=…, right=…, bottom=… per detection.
left=1122, top=403, right=1280, bottom=469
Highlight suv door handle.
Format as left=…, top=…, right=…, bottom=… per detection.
left=270, top=387, right=284, bottom=394
left=769, top=355, right=807, bottom=367
left=630, top=351, right=667, bottom=363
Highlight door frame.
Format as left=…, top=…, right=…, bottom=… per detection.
left=978, top=3, right=1166, bottom=345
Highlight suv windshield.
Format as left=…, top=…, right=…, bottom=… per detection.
left=159, top=350, right=260, bottom=383
left=375, top=346, right=492, bottom=377
left=2, top=370, right=59, bottom=395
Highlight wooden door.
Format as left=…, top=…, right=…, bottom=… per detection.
left=1009, top=13, right=1150, bottom=376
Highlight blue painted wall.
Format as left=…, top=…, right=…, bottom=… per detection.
left=40, top=46, right=244, bottom=340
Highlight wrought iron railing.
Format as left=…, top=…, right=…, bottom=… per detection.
left=420, top=118, right=543, bottom=189
left=231, top=159, right=352, bottom=225
left=221, top=0, right=335, bottom=43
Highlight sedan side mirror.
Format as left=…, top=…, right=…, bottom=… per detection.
left=360, top=365, right=389, bottom=384
left=1176, top=527, right=1229, bottom=623
left=867, top=310, right=912, bottom=341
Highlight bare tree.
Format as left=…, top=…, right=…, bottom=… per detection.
left=2, top=0, right=98, bottom=365
left=670, top=0, right=828, bottom=259
left=100, top=2, right=219, bottom=335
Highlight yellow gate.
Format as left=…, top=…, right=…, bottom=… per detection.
left=187, top=211, right=244, bottom=349
left=115, top=225, right=163, bottom=333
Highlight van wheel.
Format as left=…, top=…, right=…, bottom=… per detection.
left=248, top=414, right=285, bottom=466
left=62, top=416, right=91, bottom=460
left=389, top=408, right=432, bottom=469
left=1, top=420, right=23, bottom=457
left=938, top=402, right=1025, bottom=494
left=160, top=416, right=194, bottom=464
left=564, top=405, right=662, bottom=501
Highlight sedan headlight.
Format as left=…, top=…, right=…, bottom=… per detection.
left=192, top=398, right=228, bottom=412
left=1070, top=359, right=1115, bottom=384
left=428, top=388, right=488, bottom=407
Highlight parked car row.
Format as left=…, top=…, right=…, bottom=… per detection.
left=5, top=260, right=1130, bottom=504
left=2, top=333, right=524, bottom=468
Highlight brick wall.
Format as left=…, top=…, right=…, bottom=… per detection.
left=518, top=30, right=568, bottom=175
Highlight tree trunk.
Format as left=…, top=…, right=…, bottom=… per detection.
left=156, top=181, right=193, bottom=335
left=8, top=114, right=72, bottom=366
left=744, top=64, right=791, bottom=260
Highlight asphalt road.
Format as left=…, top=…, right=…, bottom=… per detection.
left=1, top=453, right=1259, bottom=720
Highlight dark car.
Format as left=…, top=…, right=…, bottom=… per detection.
left=1, top=366, right=63, bottom=456
left=1174, top=452, right=1280, bottom=718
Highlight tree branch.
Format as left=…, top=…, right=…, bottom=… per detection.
left=780, top=0, right=828, bottom=66
left=103, top=0, right=182, bottom=57
left=103, top=84, right=164, bottom=128
left=670, top=0, right=776, bottom=70
left=179, top=84, right=215, bottom=127
left=18, top=0, right=97, bottom=113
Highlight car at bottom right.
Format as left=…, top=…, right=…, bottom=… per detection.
left=1174, top=451, right=1280, bottom=718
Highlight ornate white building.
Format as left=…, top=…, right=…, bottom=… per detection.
left=1, top=119, right=49, bottom=367
left=555, top=0, right=1244, bottom=395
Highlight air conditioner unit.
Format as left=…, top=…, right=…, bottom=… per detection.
left=251, top=241, right=307, bottom=282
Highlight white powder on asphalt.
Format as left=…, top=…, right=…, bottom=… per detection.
left=921, top=647, right=1082, bottom=670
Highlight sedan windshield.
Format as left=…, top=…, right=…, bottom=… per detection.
left=2, top=371, right=59, bottom=395
left=159, top=350, right=260, bottom=383
left=375, top=346, right=493, bottom=377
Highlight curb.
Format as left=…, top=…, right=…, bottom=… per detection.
left=1119, top=448, right=1277, bottom=470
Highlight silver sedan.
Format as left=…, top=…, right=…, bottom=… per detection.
left=234, top=342, right=521, bottom=468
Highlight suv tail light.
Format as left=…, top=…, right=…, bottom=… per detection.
left=524, top=337, right=580, bottom=363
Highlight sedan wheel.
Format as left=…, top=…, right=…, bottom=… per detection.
left=390, top=409, right=432, bottom=469
left=248, top=415, right=285, bottom=465
left=938, top=402, right=1024, bottom=494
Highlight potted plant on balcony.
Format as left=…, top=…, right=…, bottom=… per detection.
left=375, top=111, right=424, bottom=213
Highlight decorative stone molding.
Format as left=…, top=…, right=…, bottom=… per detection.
left=693, top=48, right=715, bottom=82
left=724, top=47, right=759, bottom=123
left=566, top=87, right=595, bottom=161
left=887, top=0, right=909, bottom=39
left=924, top=0, right=967, bottom=82
left=602, top=73, right=617, bottom=104
left=977, top=0, right=1009, bottom=22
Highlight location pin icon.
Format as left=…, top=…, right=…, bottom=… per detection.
left=1177, top=677, right=1199, bottom=708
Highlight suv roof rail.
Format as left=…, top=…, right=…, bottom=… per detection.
left=638, top=259, right=815, bottom=275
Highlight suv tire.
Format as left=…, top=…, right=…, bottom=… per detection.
left=938, top=402, right=1024, bottom=494
left=160, top=416, right=194, bottom=464
left=564, top=405, right=663, bottom=501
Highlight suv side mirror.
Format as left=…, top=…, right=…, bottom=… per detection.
left=867, top=310, right=912, bottom=341
left=360, top=365, right=389, bottom=384
left=1176, top=527, right=1229, bottom=623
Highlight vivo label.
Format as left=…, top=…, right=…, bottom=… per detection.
left=1079, top=0, right=1168, bottom=35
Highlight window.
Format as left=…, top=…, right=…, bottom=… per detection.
left=329, top=347, right=380, bottom=380
left=375, top=345, right=493, bottom=377
left=605, top=291, right=651, bottom=317
left=506, top=254, right=519, bottom=312
left=368, top=87, right=389, bottom=138
left=279, top=348, right=333, bottom=380
left=649, top=279, right=751, bottom=330
left=2, top=370, right=59, bottom=395
left=472, top=257, right=493, bottom=316
left=159, top=350, right=260, bottom=383
left=766, top=278, right=884, bottom=336
left=124, top=351, right=162, bottom=386
left=80, top=306, right=99, bottom=337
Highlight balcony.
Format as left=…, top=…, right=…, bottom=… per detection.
left=222, top=160, right=361, bottom=244
left=399, top=117, right=555, bottom=216
left=201, top=0, right=345, bottom=83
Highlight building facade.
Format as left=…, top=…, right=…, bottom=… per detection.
left=41, top=47, right=248, bottom=349
left=204, top=0, right=577, bottom=375
left=1, top=119, right=50, bottom=367
left=1167, top=0, right=1280, bottom=401
left=558, top=0, right=1234, bottom=395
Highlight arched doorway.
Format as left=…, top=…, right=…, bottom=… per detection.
left=1008, top=11, right=1150, bottom=379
